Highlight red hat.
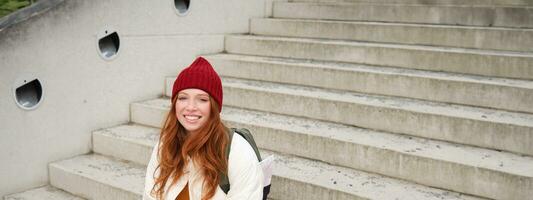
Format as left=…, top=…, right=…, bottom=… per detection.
left=172, top=57, right=223, bottom=112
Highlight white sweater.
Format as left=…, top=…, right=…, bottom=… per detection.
left=143, top=133, right=264, bottom=200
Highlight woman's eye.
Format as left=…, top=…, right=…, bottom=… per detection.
left=200, top=99, right=209, bottom=102
left=178, top=97, right=187, bottom=100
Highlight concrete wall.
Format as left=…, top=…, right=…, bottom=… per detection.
left=0, top=0, right=265, bottom=196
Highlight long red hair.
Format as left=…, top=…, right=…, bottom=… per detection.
left=151, top=95, right=229, bottom=200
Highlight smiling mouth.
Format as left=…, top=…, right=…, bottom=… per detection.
left=184, top=115, right=201, bottom=121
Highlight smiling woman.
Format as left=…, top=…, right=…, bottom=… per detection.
left=175, top=89, right=212, bottom=134
left=144, top=57, right=264, bottom=200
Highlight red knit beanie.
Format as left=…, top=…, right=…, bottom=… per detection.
left=171, top=57, right=223, bottom=112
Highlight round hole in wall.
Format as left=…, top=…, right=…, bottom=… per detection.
left=97, top=31, right=120, bottom=60
left=174, top=0, right=190, bottom=15
left=13, top=77, right=43, bottom=110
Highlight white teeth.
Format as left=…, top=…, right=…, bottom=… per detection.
left=184, top=115, right=200, bottom=120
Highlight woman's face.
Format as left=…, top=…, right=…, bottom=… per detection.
left=175, top=88, right=211, bottom=134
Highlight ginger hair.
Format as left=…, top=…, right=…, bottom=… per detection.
left=151, top=95, right=228, bottom=200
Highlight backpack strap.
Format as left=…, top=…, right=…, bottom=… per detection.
left=233, top=128, right=262, bottom=161
left=219, top=128, right=262, bottom=194
left=219, top=129, right=233, bottom=194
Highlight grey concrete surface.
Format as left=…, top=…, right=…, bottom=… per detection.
left=289, top=0, right=533, bottom=6
left=225, top=35, right=533, bottom=80
left=274, top=2, right=533, bottom=28
left=206, top=54, right=533, bottom=113
left=75, top=119, right=487, bottom=200
left=129, top=96, right=533, bottom=200
left=3, top=186, right=83, bottom=200
left=0, top=0, right=264, bottom=196
left=220, top=77, right=533, bottom=157
left=251, top=18, right=533, bottom=52
left=49, top=154, right=144, bottom=200
left=92, top=124, right=159, bottom=165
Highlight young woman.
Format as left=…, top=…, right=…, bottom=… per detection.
left=143, top=57, right=264, bottom=200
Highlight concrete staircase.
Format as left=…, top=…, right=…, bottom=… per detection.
left=5, top=0, right=533, bottom=199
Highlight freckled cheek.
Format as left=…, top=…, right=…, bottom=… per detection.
left=174, top=104, right=184, bottom=118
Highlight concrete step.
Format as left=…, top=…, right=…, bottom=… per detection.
left=222, top=107, right=533, bottom=200
left=289, top=0, right=533, bottom=6
left=273, top=2, right=533, bottom=28
left=49, top=154, right=144, bottom=200
left=161, top=76, right=533, bottom=156
left=92, top=124, right=159, bottom=165
left=131, top=99, right=170, bottom=128
left=205, top=54, right=533, bottom=113
left=261, top=150, right=484, bottom=200
left=130, top=96, right=533, bottom=199
left=225, top=34, right=533, bottom=80
left=217, top=77, right=533, bottom=156
left=87, top=122, right=485, bottom=200
left=3, top=186, right=84, bottom=200
left=251, top=18, right=533, bottom=52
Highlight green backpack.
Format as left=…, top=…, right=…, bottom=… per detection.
left=219, top=128, right=270, bottom=200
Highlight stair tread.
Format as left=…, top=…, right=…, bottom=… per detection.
left=130, top=99, right=533, bottom=178
left=289, top=0, right=533, bottom=6
left=3, top=186, right=84, bottom=200
left=227, top=34, right=533, bottom=57
left=223, top=106, right=533, bottom=178
left=205, top=53, right=533, bottom=89
left=281, top=1, right=533, bottom=8
left=256, top=17, right=533, bottom=31
left=219, top=76, right=533, bottom=127
left=49, top=154, right=145, bottom=195
left=93, top=124, right=159, bottom=148
left=88, top=121, right=486, bottom=199
left=262, top=149, right=484, bottom=200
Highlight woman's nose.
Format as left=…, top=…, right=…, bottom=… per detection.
left=185, top=100, right=196, bottom=110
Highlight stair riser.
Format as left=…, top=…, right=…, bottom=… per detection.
left=93, top=133, right=154, bottom=165
left=131, top=103, right=169, bottom=128
left=90, top=130, right=365, bottom=199
left=270, top=176, right=362, bottom=200
left=208, top=57, right=533, bottom=114
left=289, top=0, right=533, bottom=6
left=225, top=36, right=533, bottom=80
left=251, top=18, right=533, bottom=52
left=223, top=86, right=533, bottom=156
left=49, top=166, right=141, bottom=200
left=223, top=120, right=532, bottom=200
left=274, top=3, right=533, bottom=28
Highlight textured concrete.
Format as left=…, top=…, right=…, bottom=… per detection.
left=92, top=124, right=159, bottom=165
left=225, top=35, right=533, bottom=80
left=0, top=0, right=264, bottom=196
left=274, top=2, right=533, bottom=28
left=222, top=107, right=533, bottom=200
left=3, top=186, right=83, bottom=200
left=130, top=99, right=171, bottom=128
left=289, top=0, right=533, bottom=6
left=127, top=97, right=533, bottom=200
left=261, top=150, right=484, bottom=200
left=251, top=18, right=533, bottom=52
left=49, top=154, right=144, bottom=200
left=205, top=54, right=533, bottom=113
left=86, top=120, right=485, bottom=200
left=218, top=77, right=533, bottom=156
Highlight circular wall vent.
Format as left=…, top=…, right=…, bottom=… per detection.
left=97, top=28, right=120, bottom=60
left=13, top=76, right=44, bottom=110
left=175, top=0, right=191, bottom=15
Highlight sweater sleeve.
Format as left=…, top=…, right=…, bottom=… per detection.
left=225, top=134, right=264, bottom=200
left=143, top=141, right=160, bottom=200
